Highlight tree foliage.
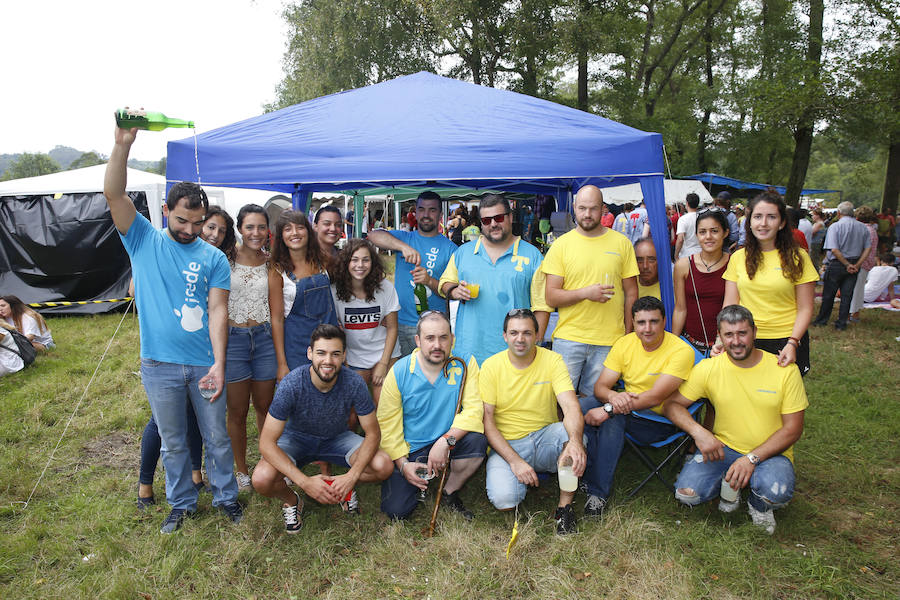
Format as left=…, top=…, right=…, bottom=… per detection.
left=68, top=151, right=105, bottom=170
left=271, top=0, right=896, bottom=205
left=1, top=152, right=60, bottom=181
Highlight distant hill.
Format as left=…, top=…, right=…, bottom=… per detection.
left=1, top=148, right=164, bottom=178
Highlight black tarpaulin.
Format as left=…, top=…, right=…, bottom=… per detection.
left=0, top=192, right=149, bottom=315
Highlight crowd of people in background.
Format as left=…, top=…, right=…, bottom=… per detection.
left=7, top=128, right=899, bottom=542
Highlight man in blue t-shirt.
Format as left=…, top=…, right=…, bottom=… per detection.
left=104, top=126, right=240, bottom=534
left=367, top=191, right=458, bottom=356
left=251, top=325, right=393, bottom=533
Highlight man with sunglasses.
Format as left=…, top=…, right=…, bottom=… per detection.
left=367, top=191, right=459, bottom=356
left=543, top=185, right=639, bottom=397
left=438, top=194, right=548, bottom=364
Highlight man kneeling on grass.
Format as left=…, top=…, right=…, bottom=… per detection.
left=663, top=305, right=807, bottom=535
left=377, top=310, right=486, bottom=521
left=251, top=324, right=393, bottom=533
left=480, top=309, right=586, bottom=535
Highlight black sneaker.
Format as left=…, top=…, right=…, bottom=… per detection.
left=554, top=503, right=577, bottom=535
left=160, top=508, right=191, bottom=534
left=282, top=491, right=303, bottom=534
left=219, top=502, right=243, bottom=525
left=441, top=490, right=474, bottom=521
left=137, top=495, right=155, bottom=511
left=340, top=490, right=360, bottom=515
left=584, top=494, right=607, bottom=518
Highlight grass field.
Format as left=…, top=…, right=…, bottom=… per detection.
left=0, top=305, right=898, bottom=599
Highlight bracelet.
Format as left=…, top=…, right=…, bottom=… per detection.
left=786, top=338, right=799, bottom=348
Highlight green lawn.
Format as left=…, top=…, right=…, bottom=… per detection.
left=0, top=306, right=898, bottom=599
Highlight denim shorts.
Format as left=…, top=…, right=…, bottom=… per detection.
left=276, top=429, right=364, bottom=468
left=225, top=322, right=277, bottom=383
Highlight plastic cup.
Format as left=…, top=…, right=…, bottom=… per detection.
left=557, top=455, right=577, bottom=492
left=467, top=283, right=480, bottom=299
left=198, top=379, right=217, bottom=399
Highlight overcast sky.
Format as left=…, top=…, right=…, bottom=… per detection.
left=0, top=0, right=287, bottom=161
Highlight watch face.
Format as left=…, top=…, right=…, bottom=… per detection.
left=445, top=435, right=456, bottom=446
left=603, top=403, right=613, bottom=413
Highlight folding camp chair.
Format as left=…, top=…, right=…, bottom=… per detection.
left=623, top=400, right=705, bottom=498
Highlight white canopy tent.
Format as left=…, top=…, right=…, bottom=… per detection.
left=601, top=178, right=713, bottom=206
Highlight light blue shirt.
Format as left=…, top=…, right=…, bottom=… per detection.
left=120, top=214, right=230, bottom=366
left=824, top=216, right=872, bottom=262
left=444, top=236, right=543, bottom=364
left=388, top=230, right=458, bottom=326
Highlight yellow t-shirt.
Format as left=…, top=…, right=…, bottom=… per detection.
left=603, top=331, right=695, bottom=414
left=480, top=346, right=574, bottom=441
left=637, top=280, right=661, bottom=300
left=678, top=352, right=808, bottom=462
left=542, top=229, right=639, bottom=345
left=722, top=248, right=818, bottom=339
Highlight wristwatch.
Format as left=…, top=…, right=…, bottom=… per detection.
left=442, top=433, right=457, bottom=448
left=603, top=403, right=614, bottom=414
left=745, top=453, right=760, bottom=465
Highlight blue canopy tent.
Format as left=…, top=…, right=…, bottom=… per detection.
left=684, top=172, right=841, bottom=197
left=167, top=72, right=675, bottom=319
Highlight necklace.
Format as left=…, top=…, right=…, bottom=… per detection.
left=699, top=253, right=724, bottom=272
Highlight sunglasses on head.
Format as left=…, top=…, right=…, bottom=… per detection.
left=481, top=212, right=510, bottom=226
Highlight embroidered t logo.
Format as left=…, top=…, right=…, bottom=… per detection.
left=446, top=364, right=463, bottom=385
left=511, top=255, right=530, bottom=272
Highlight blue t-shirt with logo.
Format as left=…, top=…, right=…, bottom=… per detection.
left=389, top=230, right=458, bottom=326
left=269, top=366, right=374, bottom=440
left=119, top=214, right=231, bottom=367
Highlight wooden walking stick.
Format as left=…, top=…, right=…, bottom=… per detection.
left=426, top=355, right=467, bottom=538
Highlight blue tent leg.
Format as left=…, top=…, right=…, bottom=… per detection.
left=292, top=190, right=309, bottom=212
left=638, top=175, right=674, bottom=325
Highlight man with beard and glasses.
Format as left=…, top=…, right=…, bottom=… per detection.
left=367, top=191, right=459, bottom=356
left=543, top=185, right=639, bottom=397
left=439, top=194, right=548, bottom=364
left=105, top=125, right=241, bottom=534
left=663, top=305, right=807, bottom=535
left=314, top=205, right=344, bottom=258
left=377, top=311, right=486, bottom=520
left=251, top=325, right=392, bottom=533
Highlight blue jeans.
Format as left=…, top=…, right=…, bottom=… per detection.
left=276, top=429, right=363, bottom=468
left=140, top=359, right=238, bottom=510
left=674, top=446, right=795, bottom=512
left=139, top=410, right=203, bottom=486
left=486, top=422, right=581, bottom=510
left=579, top=396, right=678, bottom=499
left=284, top=272, right=338, bottom=370
left=381, top=432, right=487, bottom=519
left=397, top=324, right=418, bottom=357
left=225, top=322, right=277, bottom=383
left=815, top=259, right=860, bottom=327
left=552, top=338, right=611, bottom=396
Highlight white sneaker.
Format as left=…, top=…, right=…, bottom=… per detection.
left=235, top=472, right=253, bottom=491
left=718, top=497, right=740, bottom=513
left=747, top=504, right=776, bottom=535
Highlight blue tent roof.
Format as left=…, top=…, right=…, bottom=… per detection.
left=684, top=173, right=840, bottom=196
left=166, top=71, right=676, bottom=318
left=167, top=71, right=664, bottom=194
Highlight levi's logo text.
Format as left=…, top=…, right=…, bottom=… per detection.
left=173, top=261, right=205, bottom=332
left=344, top=306, right=381, bottom=330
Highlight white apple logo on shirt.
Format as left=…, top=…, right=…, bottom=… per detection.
left=174, top=304, right=204, bottom=332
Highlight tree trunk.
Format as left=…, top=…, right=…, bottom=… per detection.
left=882, top=138, right=900, bottom=215
left=697, top=1, right=715, bottom=173
left=784, top=0, right=823, bottom=207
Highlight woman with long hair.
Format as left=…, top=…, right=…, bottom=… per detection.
left=671, top=209, right=731, bottom=356
left=268, top=210, right=338, bottom=379
left=226, top=204, right=278, bottom=490
left=137, top=207, right=236, bottom=508
left=0, top=295, right=54, bottom=351
left=329, top=239, right=400, bottom=404
left=809, top=208, right=827, bottom=273
left=722, top=191, right=818, bottom=375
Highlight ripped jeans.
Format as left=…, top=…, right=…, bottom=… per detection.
left=673, top=445, right=795, bottom=513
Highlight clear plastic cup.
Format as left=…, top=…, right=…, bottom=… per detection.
left=720, top=477, right=739, bottom=503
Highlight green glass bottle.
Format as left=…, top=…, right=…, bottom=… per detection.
left=115, top=108, right=195, bottom=131
left=414, top=283, right=429, bottom=314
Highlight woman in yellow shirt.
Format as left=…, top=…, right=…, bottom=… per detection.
left=722, top=191, right=818, bottom=375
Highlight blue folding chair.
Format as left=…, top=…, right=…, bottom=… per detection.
left=623, top=400, right=706, bottom=498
